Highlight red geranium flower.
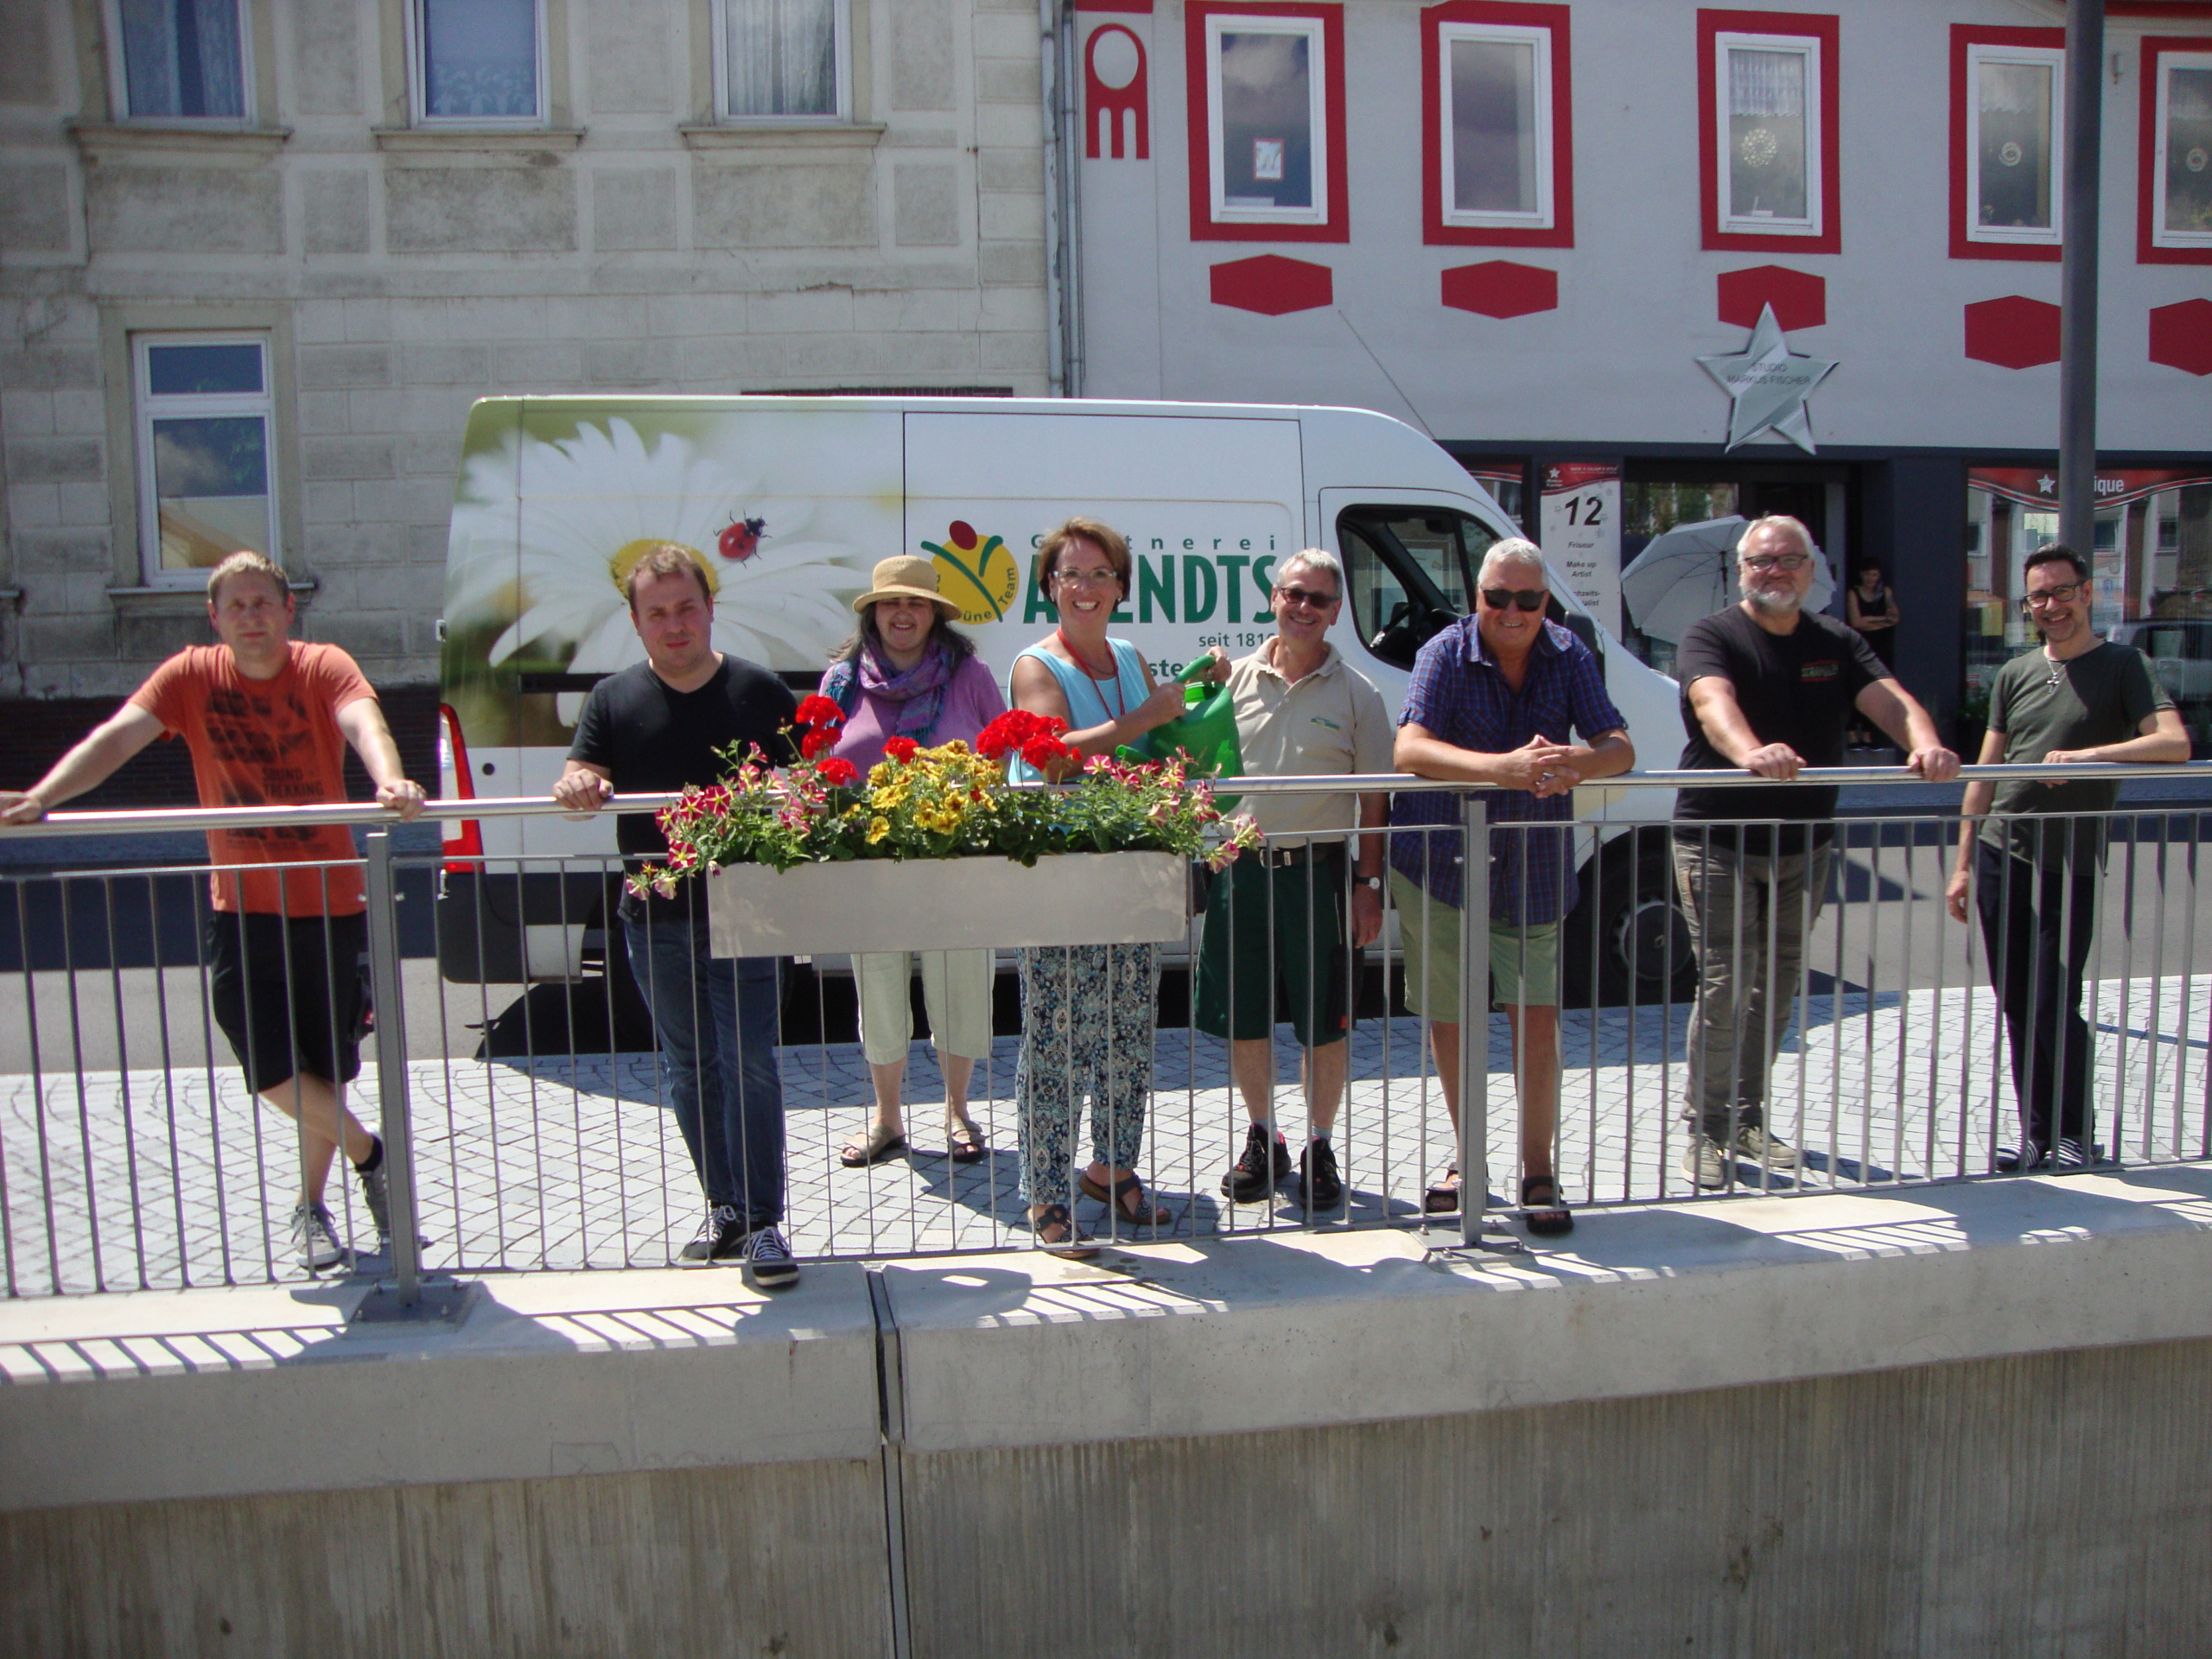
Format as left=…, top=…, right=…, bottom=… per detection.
left=883, top=735, right=918, bottom=763
left=1021, top=734, right=1076, bottom=771
left=817, top=757, right=859, bottom=786
left=800, top=728, right=836, bottom=760
left=976, top=709, right=1070, bottom=760
left=795, top=694, right=846, bottom=730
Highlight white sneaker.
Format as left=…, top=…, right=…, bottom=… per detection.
left=742, top=1224, right=799, bottom=1290
left=1732, top=1126, right=1801, bottom=1168
left=1683, top=1136, right=1728, bottom=1190
left=290, top=1200, right=346, bottom=1271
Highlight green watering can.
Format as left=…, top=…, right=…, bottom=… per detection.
left=1117, top=658, right=1243, bottom=810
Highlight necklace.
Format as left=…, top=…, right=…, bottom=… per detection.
left=1056, top=626, right=1125, bottom=721
left=2043, top=649, right=2069, bottom=690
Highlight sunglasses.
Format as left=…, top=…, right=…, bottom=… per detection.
left=1481, top=588, right=1548, bottom=613
left=1275, top=583, right=1339, bottom=610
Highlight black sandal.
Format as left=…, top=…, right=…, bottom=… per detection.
left=1078, top=1170, right=1177, bottom=1230
left=839, top=1123, right=906, bottom=1167
left=1423, top=1165, right=1461, bottom=1214
left=1521, top=1175, right=1573, bottom=1237
left=1029, top=1203, right=1098, bottom=1260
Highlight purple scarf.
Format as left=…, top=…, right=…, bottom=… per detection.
left=821, top=638, right=958, bottom=741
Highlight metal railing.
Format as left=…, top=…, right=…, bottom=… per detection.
left=3, top=762, right=2207, bottom=1302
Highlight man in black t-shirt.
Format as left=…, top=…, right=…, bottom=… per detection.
left=555, top=545, right=802, bottom=1285
left=1943, top=545, right=2186, bottom=1172
left=1672, top=516, right=1957, bottom=1189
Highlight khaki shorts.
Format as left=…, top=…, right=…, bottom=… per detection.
left=1390, top=871, right=1560, bottom=1017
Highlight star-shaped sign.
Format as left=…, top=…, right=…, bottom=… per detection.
left=1696, top=303, right=1839, bottom=454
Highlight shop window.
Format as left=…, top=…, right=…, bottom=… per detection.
left=1962, top=469, right=2212, bottom=753
left=111, top=0, right=250, bottom=121
left=2142, top=38, right=2212, bottom=264
left=1186, top=3, right=1350, bottom=242
left=718, top=0, right=848, bottom=120
left=133, top=335, right=279, bottom=588
left=409, top=0, right=544, bottom=124
left=1951, top=27, right=2065, bottom=261
left=1423, top=3, right=1571, bottom=247
left=1697, top=10, right=1838, bottom=254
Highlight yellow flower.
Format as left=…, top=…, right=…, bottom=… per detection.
left=866, top=816, right=892, bottom=845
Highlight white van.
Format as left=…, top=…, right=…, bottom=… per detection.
left=436, top=396, right=1687, bottom=1004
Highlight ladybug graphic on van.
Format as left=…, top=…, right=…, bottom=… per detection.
left=923, top=519, right=1019, bottom=623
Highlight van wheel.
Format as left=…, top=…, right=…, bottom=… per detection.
left=1561, top=830, right=1696, bottom=1008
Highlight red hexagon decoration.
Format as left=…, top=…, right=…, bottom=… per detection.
left=1440, top=261, right=1558, bottom=320
left=2149, top=298, right=2212, bottom=377
left=1209, top=255, right=1333, bottom=316
left=1717, top=266, right=1826, bottom=331
left=1963, top=296, right=2062, bottom=370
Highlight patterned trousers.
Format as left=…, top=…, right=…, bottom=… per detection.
left=1014, top=943, right=1159, bottom=1205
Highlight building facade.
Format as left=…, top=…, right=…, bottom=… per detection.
left=0, top=0, right=1057, bottom=740
left=1070, top=0, right=2212, bottom=741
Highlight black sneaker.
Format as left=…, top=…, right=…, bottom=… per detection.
left=742, top=1224, right=799, bottom=1290
left=1221, top=1123, right=1294, bottom=1203
left=1297, top=1140, right=1344, bottom=1212
left=679, top=1205, right=746, bottom=1267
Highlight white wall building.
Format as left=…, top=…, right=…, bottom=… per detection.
left=1068, top=0, right=2212, bottom=741
left=0, top=0, right=1057, bottom=722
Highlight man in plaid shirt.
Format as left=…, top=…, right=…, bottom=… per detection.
left=1390, top=540, right=1632, bottom=1236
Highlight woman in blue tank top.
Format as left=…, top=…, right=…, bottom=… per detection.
left=1005, top=516, right=1225, bottom=1254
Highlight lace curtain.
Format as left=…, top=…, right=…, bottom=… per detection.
left=120, top=0, right=245, bottom=118
left=726, top=0, right=839, bottom=118
left=1728, top=48, right=1803, bottom=118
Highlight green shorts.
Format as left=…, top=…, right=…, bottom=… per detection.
left=1390, top=870, right=1559, bottom=1018
left=1194, top=850, right=1353, bottom=1048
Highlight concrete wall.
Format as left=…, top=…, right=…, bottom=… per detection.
left=4, top=1168, right=2210, bottom=1655
left=0, top=0, right=1052, bottom=701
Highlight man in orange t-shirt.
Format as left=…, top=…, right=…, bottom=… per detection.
left=1, top=552, right=425, bottom=1270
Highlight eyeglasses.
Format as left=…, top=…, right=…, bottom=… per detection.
left=1054, top=567, right=1119, bottom=588
left=1741, top=554, right=1812, bottom=573
left=1481, top=588, right=1547, bottom=613
left=1275, top=583, right=1339, bottom=610
left=2020, top=584, right=2083, bottom=610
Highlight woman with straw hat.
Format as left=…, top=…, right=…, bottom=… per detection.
left=822, top=556, right=1008, bottom=1170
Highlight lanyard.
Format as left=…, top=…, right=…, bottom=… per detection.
left=1056, top=628, right=1125, bottom=722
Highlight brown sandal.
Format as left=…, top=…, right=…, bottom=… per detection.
left=944, top=1114, right=986, bottom=1165
left=1521, top=1175, right=1574, bottom=1237
left=840, top=1123, right=906, bottom=1167
left=1078, top=1171, right=1177, bottom=1230
left=1423, top=1165, right=1461, bottom=1214
left=1029, top=1203, right=1097, bottom=1260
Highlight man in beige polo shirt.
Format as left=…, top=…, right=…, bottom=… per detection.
left=1198, top=549, right=1393, bottom=1214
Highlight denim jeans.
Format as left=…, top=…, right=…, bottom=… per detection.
left=1673, top=835, right=1834, bottom=1143
left=623, top=912, right=785, bottom=1229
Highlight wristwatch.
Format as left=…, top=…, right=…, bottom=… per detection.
left=1354, top=874, right=1382, bottom=892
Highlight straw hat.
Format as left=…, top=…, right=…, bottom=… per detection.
left=853, top=554, right=959, bottom=618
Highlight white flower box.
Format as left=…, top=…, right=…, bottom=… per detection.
left=704, top=852, right=1191, bottom=957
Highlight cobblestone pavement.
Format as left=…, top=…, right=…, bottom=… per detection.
left=3, top=979, right=2204, bottom=1296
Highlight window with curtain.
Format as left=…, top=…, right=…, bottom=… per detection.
left=722, top=0, right=842, bottom=119
left=1444, top=26, right=1550, bottom=226
left=417, top=0, right=541, bottom=122
left=1208, top=17, right=1325, bottom=222
left=2157, top=53, right=2212, bottom=246
left=1725, top=43, right=1810, bottom=226
left=117, top=0, right=246, bottom=120
left=135, top=337, right=278, bottom=586
left=1970, top=48, right=2063, bottom=242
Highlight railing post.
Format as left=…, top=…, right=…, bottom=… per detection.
left=353, top=830, right=470, bottom=1325
left=1459, top=791, right=1489, bottom=1249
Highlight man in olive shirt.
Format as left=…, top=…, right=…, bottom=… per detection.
left=1946, top=545, right=2188, bottom=1171
left=1199, top=550, right=1393, bottom=1213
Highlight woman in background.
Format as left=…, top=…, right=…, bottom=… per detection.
left=823, top=556, right=1006, bottom=1170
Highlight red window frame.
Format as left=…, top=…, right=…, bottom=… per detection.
left=1949, top=24, right=2066, bottom=263
left=2140, top=34, right=2212, bottom=265
left=1696, top=9, right=1840, bottom=255
left=1421, top=1, right=1573, bottom=248
left=1185, top=1, right=1351, bottom=243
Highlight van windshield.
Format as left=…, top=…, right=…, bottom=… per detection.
left=1338, top=505, right=1499, bottom=669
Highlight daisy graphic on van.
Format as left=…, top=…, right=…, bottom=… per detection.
left=447, top=416, right=865, bottom=721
